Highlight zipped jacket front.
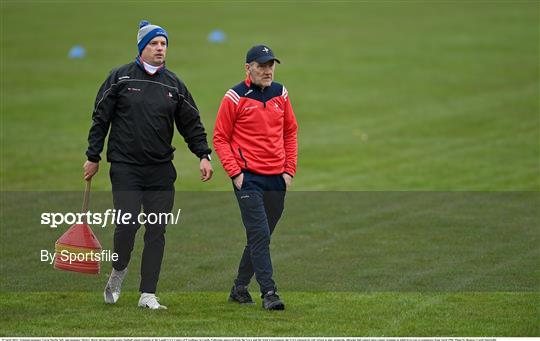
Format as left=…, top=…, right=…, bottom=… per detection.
left=213, top=76, right=298, bottom=178
left=86, top=61, right=211, bottom=164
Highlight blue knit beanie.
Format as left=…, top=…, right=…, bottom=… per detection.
left=137, top=20, right=168, bottom=55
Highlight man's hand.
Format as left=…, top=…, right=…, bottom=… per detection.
left=282, top=173, right=293, bottom=188
left=233, top=173, right=244, bottom=190
left=200, top=159, right=213, bottom=182
left=83, top=161, right=99, bottom=180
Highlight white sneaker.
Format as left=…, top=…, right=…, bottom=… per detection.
left=138, top=293, right=167, bottom=310
left=104, top=268, right=127, bottom=304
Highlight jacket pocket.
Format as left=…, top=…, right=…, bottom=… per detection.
left=238, top=148, right=248, bottom=169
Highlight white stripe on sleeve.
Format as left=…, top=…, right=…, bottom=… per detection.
left=282, top=86, right=288, bottom=100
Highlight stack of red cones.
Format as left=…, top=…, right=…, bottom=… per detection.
left=54, top=222, right=102, bottom=274
left=53, top=180, right=102, bottom=274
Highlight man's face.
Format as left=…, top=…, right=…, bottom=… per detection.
left=141, top=36, right=167, bottom=66
left=246, top=60, right=275, bottom=88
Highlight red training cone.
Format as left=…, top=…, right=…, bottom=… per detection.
left=54, top=180, right=102, bottom=275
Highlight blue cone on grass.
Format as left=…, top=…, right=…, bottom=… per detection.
left=68, top=45, right=86, bottom=59
left=208, top=29, right=226, bottom=43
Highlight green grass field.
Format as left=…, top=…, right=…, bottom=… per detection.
left=1, top=0, right=539, bottom=337
left=1, top=292, right=538, bottom=336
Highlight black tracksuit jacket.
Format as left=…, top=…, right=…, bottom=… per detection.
left=86, top=60, right=211, bottom=164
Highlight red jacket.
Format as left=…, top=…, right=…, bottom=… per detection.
left=213, top=77, right=298, bottom=178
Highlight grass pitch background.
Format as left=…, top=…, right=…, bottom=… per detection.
left=2, top=1, right=538, bottom=191
left=1, top=0, right=539, bottom=337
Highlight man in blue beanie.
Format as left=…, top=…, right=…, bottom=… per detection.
left=83, top=20, right=213, bottom=309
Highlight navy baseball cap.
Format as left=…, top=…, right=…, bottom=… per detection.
left=246, top=45, right=281, bottom=64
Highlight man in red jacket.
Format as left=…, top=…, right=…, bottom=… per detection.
left=213, top=44, right=298, bottom=310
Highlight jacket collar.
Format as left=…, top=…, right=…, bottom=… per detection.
left=244, top=75, right=272, bottom=91
left=135, top=56, right=166, bottom=75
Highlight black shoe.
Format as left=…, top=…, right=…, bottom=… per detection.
left=262, top=290, right=285, bottom=310
left=228, top=285, right=254, bottom=304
